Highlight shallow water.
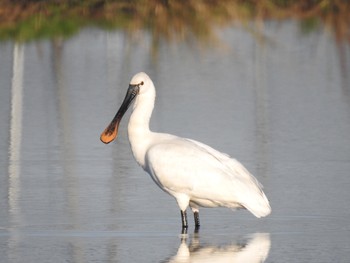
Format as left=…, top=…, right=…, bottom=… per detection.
left=0, top=21, right=350, bottom=262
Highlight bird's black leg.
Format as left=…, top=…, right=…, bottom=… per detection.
left=181, top=210, right=188, bottom=234
left=194, top=211, right=200, bottom=232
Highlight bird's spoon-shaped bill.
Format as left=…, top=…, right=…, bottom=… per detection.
left=100, top=84, right=139, bottom=144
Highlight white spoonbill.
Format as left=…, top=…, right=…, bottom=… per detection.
left=100, top=72, right=271, bottom=230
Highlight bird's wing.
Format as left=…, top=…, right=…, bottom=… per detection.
left=186, top=138, right=271, bottom=217
left=185, top=138, right=263, bottom=189
left=145, top=137, right=270, bottom=217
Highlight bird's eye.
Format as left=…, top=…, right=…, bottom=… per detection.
left=140, top=81, right=144, bottom=86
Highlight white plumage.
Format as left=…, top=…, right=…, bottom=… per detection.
left=101, top=72, right=271, bottom=230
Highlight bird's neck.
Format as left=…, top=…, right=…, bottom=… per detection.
left=127, top=92, right=155, bottom=167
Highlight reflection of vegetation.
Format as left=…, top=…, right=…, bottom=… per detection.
left=0, top=0, right=349, bottom=43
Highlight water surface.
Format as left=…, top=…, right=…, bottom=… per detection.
left=0, top=21, right=350, bottom=262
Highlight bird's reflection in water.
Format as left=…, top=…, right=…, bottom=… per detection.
left=166, top=233, right=270, bottom=263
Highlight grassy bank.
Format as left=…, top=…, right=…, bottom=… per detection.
left=0, top=0, right=349, bottom=43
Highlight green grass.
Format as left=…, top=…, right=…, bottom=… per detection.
left=0, top=0, right=348, bottom=43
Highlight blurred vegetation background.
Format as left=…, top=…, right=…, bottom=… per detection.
left=0, top=0, right=349, bottom=43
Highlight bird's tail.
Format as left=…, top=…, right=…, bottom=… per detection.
left=243, top=191, right=271, bottom=218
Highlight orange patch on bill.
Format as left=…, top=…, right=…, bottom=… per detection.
left=100, top=125, right=118, bottom=144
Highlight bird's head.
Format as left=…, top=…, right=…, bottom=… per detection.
left=100, top=72, right=152, bottom=144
